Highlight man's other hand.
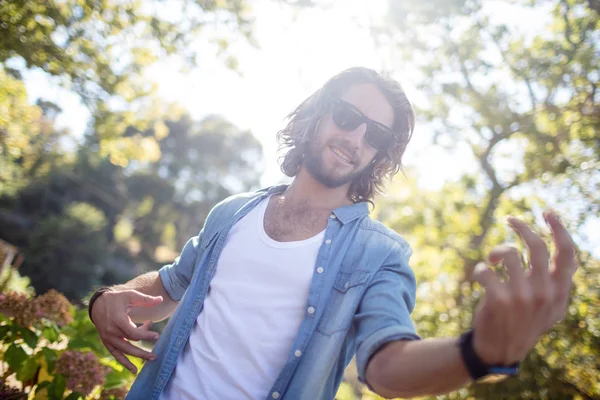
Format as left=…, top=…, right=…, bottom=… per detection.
left=471, top=210, right=578, bottom=365
left=91, top=290, right=163, bottom=373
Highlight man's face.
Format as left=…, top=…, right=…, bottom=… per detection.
left=303, top=83, right=395, bottom=189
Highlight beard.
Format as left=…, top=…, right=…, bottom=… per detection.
left=302, top=137, right=368, bottom=189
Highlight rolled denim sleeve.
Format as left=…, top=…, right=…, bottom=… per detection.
left=158, top=232, right=202, bottom=301
left=355, top=245, right=420, bottom=385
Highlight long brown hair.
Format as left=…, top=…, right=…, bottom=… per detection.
left=277, top=67, right=415, bottom=203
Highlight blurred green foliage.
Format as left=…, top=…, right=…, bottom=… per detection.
left=0, top=0, right=257, bottom=166
left=0, top=0, right=253, bottom=106
left=0, top=0, right=265, bottom=300
left=335, top=0, right=599, bottom=399
left=0, top=84, right=264, bottom=300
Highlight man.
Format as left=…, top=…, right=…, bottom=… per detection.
left=90, top=67, right=578, bottom=399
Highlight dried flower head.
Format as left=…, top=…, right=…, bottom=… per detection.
left=34, top=289, right=73, bottom=326
left=56, top=350, right=111, bottom=396
left=0, top=291, right=40, bottom=327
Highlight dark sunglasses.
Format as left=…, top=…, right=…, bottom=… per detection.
left=330, top=99, right=399, bottom=151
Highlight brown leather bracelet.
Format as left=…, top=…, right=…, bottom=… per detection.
left=88, top=287, right=111, bottom=324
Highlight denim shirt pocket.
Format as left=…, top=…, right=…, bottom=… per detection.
left=316, top=270, right=371, bottom=336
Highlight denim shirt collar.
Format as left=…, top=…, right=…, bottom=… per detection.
left=263, top=184, right=370, bottom=224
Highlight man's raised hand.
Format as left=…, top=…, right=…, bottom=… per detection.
left=471, top=210, right=578, bottom=366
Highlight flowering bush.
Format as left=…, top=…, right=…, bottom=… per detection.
left=56, top=350, right=111, bottom=396
left=0, top=289, right=73, bottom=328
left=0, top=290, right=137, bottom=399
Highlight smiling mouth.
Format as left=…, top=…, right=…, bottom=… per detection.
left=329, top=146, right=354, bottom=165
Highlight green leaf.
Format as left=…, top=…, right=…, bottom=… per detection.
left=50, top=374, right=66, bottom=400
left=16, top=356, right=38, bottom=382
left=4, top=343, right=27, bottom=371
left=104, top=368, right=129, bottom=390
left=0, top=324, right=10, bottom=342
left=43, top=347, right=57, bottom=373
left=42, top=323, right=60, bottom=343
left=35, top=380, right=51, bottom=396
left=67, top=337, right=95, bottom=350
left=19, top=326, right=39, bottom=349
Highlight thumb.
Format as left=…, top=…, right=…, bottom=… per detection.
left=127, top=291, right=164, bottom=308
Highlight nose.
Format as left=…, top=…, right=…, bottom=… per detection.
left=344, top=123, right=368, bottom=149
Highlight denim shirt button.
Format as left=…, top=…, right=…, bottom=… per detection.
left=294, top=350, right=302, bottom=357
left=272, top=392, right=280, bottom=399
left=325, top=239, right=332, bottom=244
left=330, top=214, right=336, bottom=219
left=307, top=306, right=315, bottom=315
left=316, top=267, right=324, bottom=274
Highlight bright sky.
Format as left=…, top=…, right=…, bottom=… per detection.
left=140, top=0, right=447, bottom=187
left=19, top=0, right=598, bottom=257
left=20, top=0, right=470, bottom=191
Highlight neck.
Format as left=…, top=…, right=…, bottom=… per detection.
left=282, top=168, right=354, bottom=210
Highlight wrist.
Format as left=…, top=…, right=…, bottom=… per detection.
left=88, top=287, right=112, bottom=324
left=458, top=330, right=519, bottom=381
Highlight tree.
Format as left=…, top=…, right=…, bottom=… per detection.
left=0, top=0, right=253, bottom=109
left=0, top=0, right=301, bottom=166
left=0, top=104, right=264, bottom=300
left=1, top=0, right=268, bottom=296
left=21, top=203, right=109, bottom=301
left=343, top=0, right=600, bottom=398
left=0, top=67, right=67, bottom=196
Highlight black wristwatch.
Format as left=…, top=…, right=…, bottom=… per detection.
left=459, top=330, right=520, bottom=382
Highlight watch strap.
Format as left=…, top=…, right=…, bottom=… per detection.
left=459, top=330, right=519, bottom=380
left=88, top=287, right=111, bottom=324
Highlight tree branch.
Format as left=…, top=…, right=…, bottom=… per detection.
left=588, top=0, right=600, bottom=15
left=478, top=19, right=538, bottom=111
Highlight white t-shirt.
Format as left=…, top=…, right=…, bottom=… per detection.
left=160, top=196, right=325, bottom=399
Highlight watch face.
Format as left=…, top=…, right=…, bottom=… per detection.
left=477, top=374, right=511, bottom=384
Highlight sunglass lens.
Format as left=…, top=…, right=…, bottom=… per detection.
left=332, top=103, right=362, bottom=131
left=366, top=126, right=394, bottom=151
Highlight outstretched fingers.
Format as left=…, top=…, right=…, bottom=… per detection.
left=472, top=262, right=503, bottom=296
left=105, top=342, right=138, bottom=374
left=128, top=292, right=163, bottom=308
left=107, top=330, right=156, bottom=360
left=544, top=211, right=578, bottom=282
left=488, top=245, right=528, bottom=294
left=507, top=217, right=550, bottom=277
left=123, top=319, right=160, bottom=342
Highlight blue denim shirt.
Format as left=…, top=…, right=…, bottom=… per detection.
left=126, top=185, right=420, bottom=400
